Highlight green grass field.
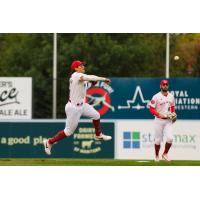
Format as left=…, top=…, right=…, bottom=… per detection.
left=0, top=158, right=200, bottom=166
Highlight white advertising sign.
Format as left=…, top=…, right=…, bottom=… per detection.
left=0, top=77, right=32, bottom=119
left=116, top=120, right=200, bottom=160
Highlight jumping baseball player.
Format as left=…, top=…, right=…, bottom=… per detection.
left=43, top=60, right=112, bottom=155
left=149, top=79, right=177, bottom=162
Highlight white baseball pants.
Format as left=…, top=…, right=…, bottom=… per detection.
left=154, top=118, right=173, bottom=145
left=64, top=102, right=100, bottom=136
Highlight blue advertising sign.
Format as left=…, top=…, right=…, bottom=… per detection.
left=86, top=78, right=200, bottom=119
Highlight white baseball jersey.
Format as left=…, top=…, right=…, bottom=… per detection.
left=149, top=92, right=175, bottom=117
left=64, top=72, right=102, bottom=136
left=149, top=91, right=175, bottom=145
left=69, top=72, right=87, bottom=104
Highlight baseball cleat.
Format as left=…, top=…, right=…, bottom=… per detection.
left=162, top=154, right=171, bottom=161
left=95, top=133, right=112, bottom=141
left=43, top=139, right=52, bottom=155
left=154, top=156, right=160, bottom=162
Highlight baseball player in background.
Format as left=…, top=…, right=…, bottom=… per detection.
left=43, top=60, right=112, bottom=155
left=149, top=79, right=177, bottom=162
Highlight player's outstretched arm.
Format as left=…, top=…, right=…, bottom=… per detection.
left=80, top=74, right=111, bottom=84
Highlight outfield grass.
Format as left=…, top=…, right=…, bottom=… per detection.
left=0, top=158, right=200, bottom=166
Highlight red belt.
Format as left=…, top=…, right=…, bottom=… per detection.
left=69, top=100, right=83, bottom=106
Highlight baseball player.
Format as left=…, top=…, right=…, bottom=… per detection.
left=149, top=79, right=177, bottom=162
left=43, top=60, right=112, bottom=155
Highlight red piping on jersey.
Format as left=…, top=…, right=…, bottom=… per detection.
left=149, top=106, right=160, bottom=118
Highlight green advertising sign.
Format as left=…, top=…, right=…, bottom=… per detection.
left=0, top=121, right=114, bottom=158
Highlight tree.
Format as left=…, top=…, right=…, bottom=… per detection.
left=0, top=33, right=53, bottom=118
left=170, top=33, right=200, bottom=77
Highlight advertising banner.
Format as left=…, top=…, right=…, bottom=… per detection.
left=86, top=78, right=200, bottom=119
left=116, top=120, right=200, bottom=160
left=0, top=120, right=114, bottom=158
left=0, top=77, right=32, bottom=119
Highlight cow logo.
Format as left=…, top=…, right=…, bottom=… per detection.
left=86, top=81, right=115, bottom=116
left=73, top=127, right=102, bottom=154
left=81, top=140, right=93, bottom=149
left=118, top=86, right=150, bottom=110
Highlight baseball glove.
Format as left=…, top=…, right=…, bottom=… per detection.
left=167, top=112, right=177, bottom=123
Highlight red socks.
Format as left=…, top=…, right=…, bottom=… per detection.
left=163, top=142, right=172, bottom=154
left=93, top=119, right=101, bottom=136
left=155, top=142, right=172, bottom=157
left=48, top=120, right=102, bottom=145
left=155, top=144, right=160, bottom=156
left=48, top=130, right=66, bottom=145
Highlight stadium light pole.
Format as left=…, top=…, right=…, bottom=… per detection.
left=166, top=33, right=170, bottom=78
left=53, top=33, right=57, bottom=119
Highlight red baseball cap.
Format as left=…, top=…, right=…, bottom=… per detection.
left=71, top=60, right=86, bottom=71
left=160, top=79, right=169, bottom=86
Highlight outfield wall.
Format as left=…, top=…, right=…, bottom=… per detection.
left=0, top=120, right=114, bottom=158
left=0, top=119, right=200, bottom=160
left=116, top=120, right=200, bottom=160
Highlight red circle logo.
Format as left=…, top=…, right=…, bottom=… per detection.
left=86, top=88, right=111, bottom=116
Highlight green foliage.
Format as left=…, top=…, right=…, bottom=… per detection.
left=0, top=34, right=53, bottom=118
left=58, top=33, right=166, bottom=77
left=170, top=33, right=200, bottom=77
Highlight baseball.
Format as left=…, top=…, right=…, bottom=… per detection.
left=174, top=56, right=179, bottom=60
